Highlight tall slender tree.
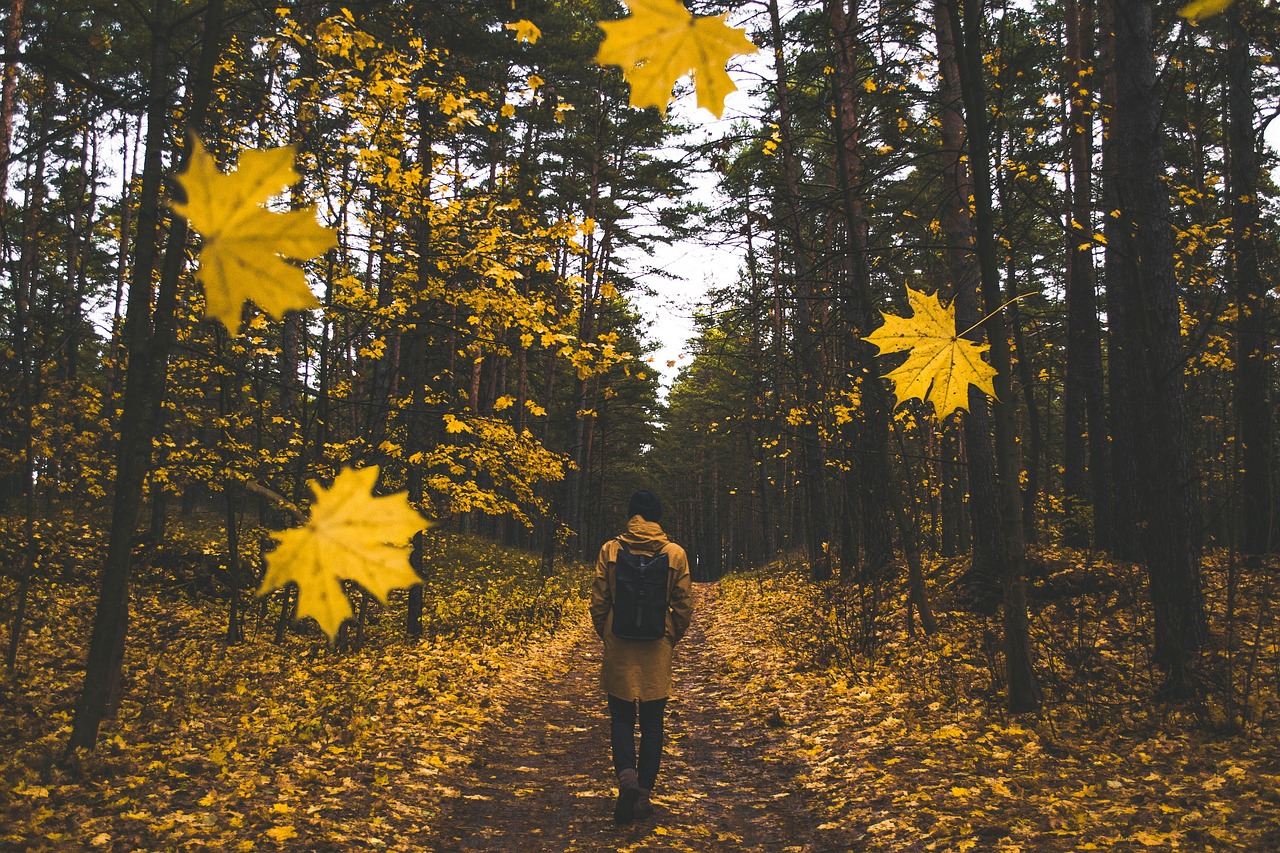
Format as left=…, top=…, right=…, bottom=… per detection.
left=1101, top=0, right=1204, bottom=692
left=941, top=0, right=1039, bottom=712
left=1226, top=1, right=1274, bottom=555
left=70, top=0, right=226, bottom=750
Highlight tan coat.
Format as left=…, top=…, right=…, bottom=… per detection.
left=589, top=517, right=693, bottom=702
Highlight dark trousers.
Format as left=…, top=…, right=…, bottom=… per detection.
left=608, top=694, right=667, bottom=790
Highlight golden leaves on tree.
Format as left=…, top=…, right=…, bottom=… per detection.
left=258, top=466, right=429, bottom=641
left=172, top=138, right=336, bottom=333
left=595, top=0, right=758, bottom=118
left=863, top=286, right=997, bottom=420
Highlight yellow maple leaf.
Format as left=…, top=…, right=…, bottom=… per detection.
left=257, top=466, right=428, bottom=641
left=1134, top=830, right=1171, bottom=846
left=1178, top=0, right=1235, bottom=22
left=506, top=19, right=541, bottom=43
left=595, top=0, right=758, bottom=118
left=862, top=285, right=997, bottom=419
left=172, top=138, right=336, bottom=333
left=265, top=824, right=297, bottom=842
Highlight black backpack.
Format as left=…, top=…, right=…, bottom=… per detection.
left=611, top=541, right=670, bottom=641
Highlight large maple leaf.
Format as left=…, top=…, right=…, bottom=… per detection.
left=595, top=0, right=757, bottom=118
left=1178, top=0, right=1235, bottom=22
left=258, top=466, right=429, bottom=641
left=862, top=286, right=997, bottom=419
left=172, top=138, right=336, bottom=333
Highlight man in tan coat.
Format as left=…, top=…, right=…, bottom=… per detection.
left=590, top=490, right=692, bottom=824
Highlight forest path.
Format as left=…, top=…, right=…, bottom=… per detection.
left=418, top=583, right=843, bottom=852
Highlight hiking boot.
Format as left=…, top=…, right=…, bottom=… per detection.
left=633, top=788, right=655, bottom=820
left=614, top=768, right=641, bottom=824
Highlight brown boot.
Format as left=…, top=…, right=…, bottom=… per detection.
left=614, top=768, right=640, bottom=824
left=633, top=788, right=655, bottom=820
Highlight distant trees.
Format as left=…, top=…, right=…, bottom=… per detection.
left=658, top=0, right=1277, bottom=707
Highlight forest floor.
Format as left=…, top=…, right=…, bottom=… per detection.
left=418, top=584, right=842, bottom=853
left=4, top=527, right=1280, bottom=851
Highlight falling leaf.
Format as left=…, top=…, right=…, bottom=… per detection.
left=172, top=138, right=336, bottom=333
left=862, top=285, right=998, bottom=419
left=1178, top=0, right=1235, bottom=22
left=257, top=466, right=429, bottom=641
left=505, top=19, right=541, bottom=43
left=595, top=0, right=758, bottom=118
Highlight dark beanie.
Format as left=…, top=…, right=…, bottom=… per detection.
left=628, top=490, right=663, bottom=522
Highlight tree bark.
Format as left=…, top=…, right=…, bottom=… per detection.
left=827, top=0, right=895, bottom=581
left=940, top=419, right=967, bottom=557
left=768, top=0, right=832, bottom=582
left=1226, top=2, right=1273, bottom=554
left=1101, top=0, right=1204, bottom=692
left=69, top=0, right=226, bottom=751
left=404, top=94, right=436, bottom=638
left=1097, top=0, right=1141, bottom=563
left=1062, top=0, right=1109, bottom=548
left=934, top=0, right=1004, bottom=612
left=943, top=0, right=1040, bottom=713
left=224, top=481, right=244, bottom=644
left=0, top=0, right=24, bottom=227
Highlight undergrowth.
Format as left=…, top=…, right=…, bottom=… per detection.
left=721, top=547, right=1280, bottom=733
left=714, top=550, right=1280, bottom=851
left=0, top=517, right=588, bottom=851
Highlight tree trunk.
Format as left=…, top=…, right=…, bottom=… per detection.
left=934, top=0, right=1004, bottom=612
left=827, top=0, right=895, bottom=581
left=1226, top=3, right=1273, bottom=554
left=0, top=0, right=24, bottom=225
left=1006, top=289, right=1043, bottom=544
left=1097, top=0, right=1141, bottom=563
left=768, top=0, right=831, bottom=582
left=69, top=0, right=226, bottom=752
left=1062, top=0, right=1110, bottom=549
left=1102, top=0, right=1204, bottom=692
left=940, top=419, right=967, bottom=557
left=5, top=89, right=45, bottom=668
left=943, top=0, right=1040, bottom=713
left=224, top=482, right=244, bottom=644
left=404, top=94, right=436, bottom=639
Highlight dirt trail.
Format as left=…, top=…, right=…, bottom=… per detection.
left=419, top=584, right=841, bottom=852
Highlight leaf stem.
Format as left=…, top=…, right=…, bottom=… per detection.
left=958, top=291, right=1037, bottom=339
left=245, top=480, right=307, bottom=525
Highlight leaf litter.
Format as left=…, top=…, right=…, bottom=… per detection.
left=4, top=527, right=1280, bottom=851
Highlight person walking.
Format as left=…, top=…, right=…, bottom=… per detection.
left=590, top=490, right=693, bottom=824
